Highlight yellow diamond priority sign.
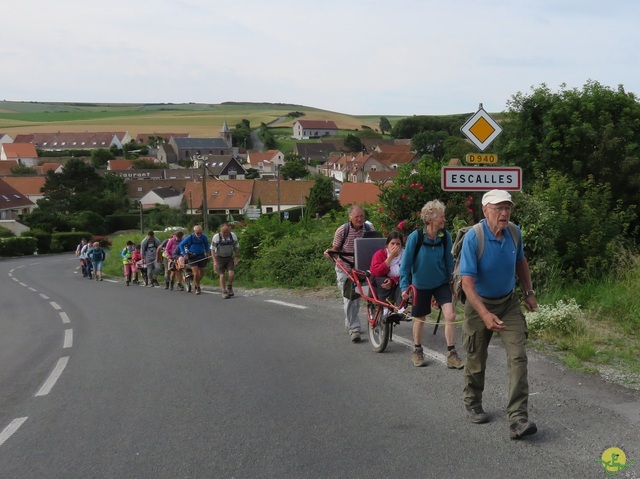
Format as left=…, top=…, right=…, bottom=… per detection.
left=460, top=105, right=502, bottom=152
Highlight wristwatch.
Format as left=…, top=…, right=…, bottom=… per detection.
left=524, top=290, right=535, bottom=297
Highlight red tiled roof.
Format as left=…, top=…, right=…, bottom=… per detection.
left=3, top=143, right=38, bottom=158
left=339, top=183, right=382, bottom=206
left=2, top=176, right=46, bottom=196
left=184, top=179, right=254, bottom=210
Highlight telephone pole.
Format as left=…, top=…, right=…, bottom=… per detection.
left=201, top=160, right=208, bottom=231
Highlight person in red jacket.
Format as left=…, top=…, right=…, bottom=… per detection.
left=370, top=230, right=404, bottom=306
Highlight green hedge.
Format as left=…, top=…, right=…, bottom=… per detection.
left=0, top=237, right=37, bottom=256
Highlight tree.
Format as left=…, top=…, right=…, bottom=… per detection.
left=379, top=116, right=392, bottom=135
left=306, top=175, right=341, bottom=218
left=280, top=158, right=309, bottom=180
left=411, top=130, right=449, bottom=160
left=10, top=165, right=36, bottom=175
left=344, top=134, right=364, bottom=153
left=245, top=167, right=260, bottom=179
left=91, top=148, right=114, bottom=169
left=497, top=80, right=640, bottom=217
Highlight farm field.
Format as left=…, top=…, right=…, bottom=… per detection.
left=0, top=101, right=386, bottom=138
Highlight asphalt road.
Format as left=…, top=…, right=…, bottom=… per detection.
left=0, top=254, right=639, bottom=478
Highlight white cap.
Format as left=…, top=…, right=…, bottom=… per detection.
left=482, top=189, right=513, bottom=206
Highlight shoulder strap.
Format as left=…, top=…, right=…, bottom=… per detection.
left=413, top=228, right=424, bottom=264
left=507, top=222, right=520, bottom=251
left=473, top=223, right=485, bottom=260
left=339, top=223, right=349, bottom=250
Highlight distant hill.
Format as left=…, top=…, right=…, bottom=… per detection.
left=0, top=101, right=403, bottom=137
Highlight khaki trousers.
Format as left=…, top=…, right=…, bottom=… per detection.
left=462, top=292, right=530, bottom=423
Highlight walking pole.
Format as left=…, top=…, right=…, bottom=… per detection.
left=432, top=305, right=442, bottom=335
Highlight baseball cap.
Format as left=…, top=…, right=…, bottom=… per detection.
left=482, top=189, right=514, bottom=206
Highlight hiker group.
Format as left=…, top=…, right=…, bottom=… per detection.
left=325, top=190, right=539, bottom=440
left=76, top=223, right=240, bottom=298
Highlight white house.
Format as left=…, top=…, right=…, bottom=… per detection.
left=292, top=120, right=338, bottom=140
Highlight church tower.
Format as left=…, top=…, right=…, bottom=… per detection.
left=220, top=121, right=232, bottom=147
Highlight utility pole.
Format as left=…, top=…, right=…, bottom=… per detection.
left=201, top=160, right=208, bottom=231
left=139, top=202, right=144, bottom=233
left=277, top=164, right=281, bottom=222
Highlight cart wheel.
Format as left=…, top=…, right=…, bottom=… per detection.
left=367, top=302, right=390, bottom=353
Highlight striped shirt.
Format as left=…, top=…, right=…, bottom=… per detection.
left=332, top=222, right=374, bottom=271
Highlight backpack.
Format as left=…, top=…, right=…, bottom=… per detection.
left=213, top=232, right=237, bottom=258
left=451, top=221, right=520, bottom=307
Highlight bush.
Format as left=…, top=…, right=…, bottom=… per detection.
left=0, top=237, right=37, bottom=256
left=51, top=232, right=92, bottom=252
left=22, top=230, right=53, bottom=254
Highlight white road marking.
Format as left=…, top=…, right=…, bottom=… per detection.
left=28, top=287, right=37, bottom=292
left=264, top=299, right=308, bottom=310
left=35, top=356, right=69, bottom=397
left=19, top=282, right=27, bottom=287
left=63, top=329, right=73, bottom=348
left=12, top=277, right=19, bottom=282
left=39, top=293, right=49, bottom=300
left=49, top=302, right=61, bottom=310
left=59, top=312, right=70, bottom=324
left=0, top=417, right=28, bottom=447
left=8, top=272, right=12, bottom=277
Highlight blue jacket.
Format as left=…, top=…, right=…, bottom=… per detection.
left=400, top=228, right=453, bottom=292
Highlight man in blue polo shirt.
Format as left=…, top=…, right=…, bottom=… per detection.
left=459, top=189, right=538, bottom=440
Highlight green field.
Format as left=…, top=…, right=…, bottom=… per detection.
left=0, top=101, right=390, bottom=137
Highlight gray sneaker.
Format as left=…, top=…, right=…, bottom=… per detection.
left=510, top=419, right=537, bottom=439
left=222, top=290, right=230, bottom=299
left=412, top=347, right=427, bottom=367
left=350, top=331, right=361, bottom=343
left=447, top=350, right=465, bottom=369
left=467, top=406, right=490, bottom=424
left=227, top=285, right=234, bottom=297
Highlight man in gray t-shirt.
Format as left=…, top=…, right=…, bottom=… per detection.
left=140, top=230, right=162, bottom=286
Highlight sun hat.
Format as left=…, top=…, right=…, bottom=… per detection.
left=482, top=189, right=514, bottom=206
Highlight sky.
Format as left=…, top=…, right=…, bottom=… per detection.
left=2, top=0, right=639, bottom=116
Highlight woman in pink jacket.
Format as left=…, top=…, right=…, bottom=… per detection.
left=370, top=230, right=404, bottom=305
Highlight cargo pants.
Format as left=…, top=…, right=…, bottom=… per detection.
left=462, top=292, right=530, bottom=424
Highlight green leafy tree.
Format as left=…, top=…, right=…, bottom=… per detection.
left=497, top=80, right=640, bottom=213
left=258, top=123, right=277, bottom=150
left=344, top=134, right=364, bottom=153
left=306, top=175, right=341, bottom=218
left=232, top=121, right=252, bottom=149
left=245, top=167, right=260, bottom=179
left=91, top=148, right=115, bottom=169
left=411, top=130, right=449, bottom=160
left=280, top=158, right=309, bottom=180
left=379, top=116, right=392, bottom=134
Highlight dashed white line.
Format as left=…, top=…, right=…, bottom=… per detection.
left=39, top=293, right=49, bottom=300
left=63, top=329, right=73, bottom=349
left=19, top=282, right=27, bottom=287
left=49, top=301, right=61, bottom=310
left=35, top=356, right=69, bottom=397
left=264, top=299, right=308, bottom=310
left=0, top=417, right=28, bottom=447
left=12, top=277, right=19, bottom=282
left=28, top=287, right=37, bottom=292
left=59, top=312, right=70, bottom=324
left=393, top=335, right=447, bottom=365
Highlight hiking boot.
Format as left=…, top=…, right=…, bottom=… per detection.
left=412, top=347, right=427, bottom=367
left=227, top=285, right=234, bottom=297
left=164, top=281, right=170, bottom=290
left=447, top=350, right=465, bottom=369
left=467, top=406, right=489, bottom=424
left=222, top=290, right=230, bottom=299
left=350, top=331, right=361, bottom=343
left=195, top=286, right=201, bottom=295
left=126, top=281, right=130, bottom=286
left=152, top=279, right=160, bottom=287
left=170, top=281, right=174, bottom=291
left=510, top=419, right=537, bottom=439
left=177, top=283, right=184, bottom=291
